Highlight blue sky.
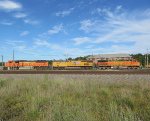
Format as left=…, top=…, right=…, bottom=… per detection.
left=0, top=0, right=150, bottom=61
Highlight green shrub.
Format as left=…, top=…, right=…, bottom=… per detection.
left=0, top=95, right=28, bottom=121
left=0, top=79, right=7, bottom=88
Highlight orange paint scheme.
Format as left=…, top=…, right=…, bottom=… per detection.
left=18, top=61, right=48, bottom=67
left=5, top=61, right=19, bottom=67
left=5, top=61, right=49, bottom=67
left=97, top=61, right=140, bottom=67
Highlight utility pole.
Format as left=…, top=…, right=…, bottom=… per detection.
left=145, top=54, right=147, bottom=68
left=66, top=53, right=68, bottom=61
left=2, top=55, right=3, bottom=67
left=145, top=49, right=149, bottom=68
left=64, top=49, right=69, bottom=61
left=92, top=52, right=94, bottom=62
left=0, top=55, right=3, bottom=67
left=13, top=49, right=14, bottom=61
left=13, top=49, right=15, bottom=70
left=147, top=49, right=149, bottom=68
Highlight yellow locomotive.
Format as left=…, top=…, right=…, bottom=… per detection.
left=52, top=60, right=93, bottom=69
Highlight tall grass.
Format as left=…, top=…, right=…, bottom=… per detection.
left=0, top=74, right=150, bottom=121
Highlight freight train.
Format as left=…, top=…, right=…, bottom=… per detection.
left=3, top=59, right=140, bottom=70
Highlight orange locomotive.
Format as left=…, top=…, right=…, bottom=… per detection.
left=96, top=60, right=140, bottom=69
left=5, top=60, right=49, bottom=70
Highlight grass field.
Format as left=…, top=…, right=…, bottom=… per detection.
left=0, top=74, right=150, bottom=121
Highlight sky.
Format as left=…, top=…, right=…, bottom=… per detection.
left=0, top=0, right=150, bottom=61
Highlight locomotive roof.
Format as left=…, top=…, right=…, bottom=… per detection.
left=13, top=60, right=49, bottom=62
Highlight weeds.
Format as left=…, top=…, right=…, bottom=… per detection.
left=0, top=79, right=7, bottom=88
left=0, top=74, right=150, bottom=121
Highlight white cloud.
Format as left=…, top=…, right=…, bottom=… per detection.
left=0, top=21, right=13, bottom=25
left=0, top=0, right=22, bottom=11
left=14, top=12, right=27, bottom=18
left=56, top=8, right=74, bottom=17
left=15, top=45, right=26, bottom=51
left=116, top=5, right=122, bottom=11
left=92, top=18, right=150, bottom=45
left=20, top=31, right=29, bottom=36
left=142, top=9, right=150, bottom=17
left=4, top=40, right=26, bottom=51
left=5, top=40, right=24, bottom=45
left=73, top=37, right=91, bottom=45
left=23, top=19, right=39, bottom=25
left=80, top=19, right=95, bottom=33
left=34, top=39, right=49, bottom=46
left=48, top=24, right=63, bottom=35
left=77, top=7, right=150, bottom=53
left=34, top=39, right=61, bottom=50
left=91, top=7, right=122, bottom=18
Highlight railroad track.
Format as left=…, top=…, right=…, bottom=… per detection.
left=0, top=70, right=150, bottom=75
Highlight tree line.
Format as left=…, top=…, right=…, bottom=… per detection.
left=131, top=54, right=150, bottom=67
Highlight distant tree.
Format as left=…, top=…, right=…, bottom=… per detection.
left=131, top=53, right=150, bottom=67
left=48, top=60, right=53, bottom=65
left=75, top=57, right=86, bottom=60
left=0, top=62, right=4, bottom=66
left=74, top=55, right=91, bottom=61
left=68, top=57, right=73, bottom=60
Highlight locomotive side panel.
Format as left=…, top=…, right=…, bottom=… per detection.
left=5, top=60, right=49, bottom=70
left=97, top=61, right=140, bottom=69
left=52, top=61, right=93, bottom=69
left=67, top=61, right=93, bottom=67
left=5, top=61, right=19, bottom=70
left=19, top=61, right=49, bottom=70
left=5, top=61, right=18, bottom=67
